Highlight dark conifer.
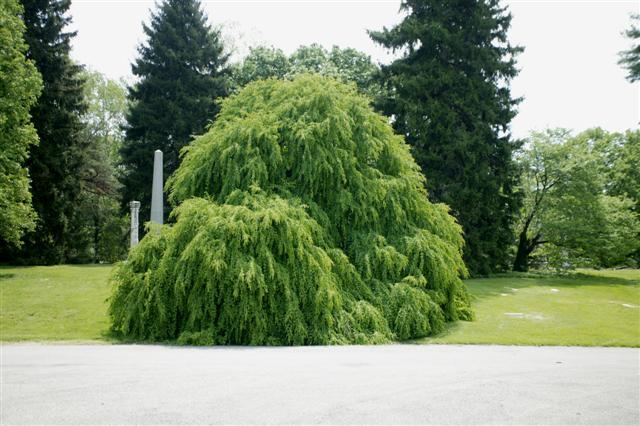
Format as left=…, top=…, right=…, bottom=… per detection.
left=370, top=0, right=523, bottom=274
left=120, top=0, right=230, bottom=222
left=10, top=0, right=87, bottom=264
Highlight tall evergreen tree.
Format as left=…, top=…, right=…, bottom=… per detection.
left=370, top=0, right=523, bottom=274
left=4, top=0, right=87, bottom=264
left=619, top=14, right=640, bottom=83
left=120, top=0, right=230, bottom=222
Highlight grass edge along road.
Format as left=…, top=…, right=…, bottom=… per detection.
left=1, top=265, right=638, bottom=346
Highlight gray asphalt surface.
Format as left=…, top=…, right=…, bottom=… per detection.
left=1, top=344, right=638, bottom=425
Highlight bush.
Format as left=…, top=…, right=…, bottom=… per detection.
left=109, top=75, right=471, bottom=344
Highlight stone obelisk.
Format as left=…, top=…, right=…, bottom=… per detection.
left=150, top=149, right=163, bottom=225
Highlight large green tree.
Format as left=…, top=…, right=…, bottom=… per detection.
left=109, top=76, right=472, bottom=345
left=513, top=129, right=640, bottom=271
left=120, top=0, right=230, bottom=223
left=370, top=0, right=523, bottom=275
left=0, top=0, right=42, bottom=247
left=6, top=0, right=87, bottom=264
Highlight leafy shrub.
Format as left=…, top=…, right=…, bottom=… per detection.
left=109, top=75, right=471, bottom=344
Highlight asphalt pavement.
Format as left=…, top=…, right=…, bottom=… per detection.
left=1, top=344, right=638, bottom=425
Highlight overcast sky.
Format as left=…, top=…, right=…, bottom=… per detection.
left=68, top=0, right=639, bottom=139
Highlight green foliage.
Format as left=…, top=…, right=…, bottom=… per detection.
left=109, top=76, right=471, bottom=345
left=606, top=130, right=640, bottom=213
left=232, top=44, right=382, bottom=100
left=370, top=0, right=523, bottom=275
left=2, top=0, right=87, bottom=264
left=0, top=0, right=42, bottom=247
left=619, top=14, right=640, bottom=82
left=120, top=0, right=230, bottom=223
left=514, top=129, right=640, bottom=271
left=231, top=46, right=290, bottom=87
left=66, top=70, right=128, bottom=263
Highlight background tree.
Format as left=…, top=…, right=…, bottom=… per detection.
left=0, top=0, right=42, bottom=247
left=619, top=14, right=640, bottom=82
left=120, top=0, right=230, bottom=223
left=66, top=70, right=129, bottom=263
left=605, top=130, right=639, bottom=213
left=514, top=129, right=640, bottom=271
left=512, top=129, right=568, bottom=272
left=231, top=46, right=289, bottom=87
left=232, top=44, right=382, bottom=100
left=370, top=0, right=523, bottom=275
left=593, top=128, right=640, bottom=264
left=109, top=76, right=472, bottom=345
left=4, top=0, right=87, bottom=264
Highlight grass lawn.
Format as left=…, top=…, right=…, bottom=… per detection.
left=419, top=269, right=640, bottom=347
left=0, top=265, right=113, bottom=342
left=1, top=265, right=638, bottom=346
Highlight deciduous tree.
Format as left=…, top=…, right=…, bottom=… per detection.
left=514, top=129, right=640, bottom=271
left=67, top=70, right=128, bottom=263
left=232, top=44, right=381, bottom=99
left=0, top=0, right=42, bottom=247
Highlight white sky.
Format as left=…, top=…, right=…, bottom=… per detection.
left=68, top=0, right=639, bottom=139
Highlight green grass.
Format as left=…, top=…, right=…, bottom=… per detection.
left=419, top=269, right=640, bottom=347
left=1, top=265, right=638, bottom=346
left=0, top=265, right=113, bottom=342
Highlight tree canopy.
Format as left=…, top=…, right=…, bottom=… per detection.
left=109, top=75, right=472, bottom=345
left=120, top=0, right=230, bottom=223
left=232, top=44, right=381, bottom=99
left=514, top=129, right=640, bottom=271
left=370, top=0, right=523, bottom=275
left=0, top=0, right=42, bottom=247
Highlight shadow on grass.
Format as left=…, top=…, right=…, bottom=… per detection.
left=0, top=273, right=16, bottom=281
left=465, top=271, right=639, bottom=305
left=480, top=270, right=639, bottom=286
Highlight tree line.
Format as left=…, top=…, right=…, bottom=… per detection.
left=1, top=0, right=638, bottom=273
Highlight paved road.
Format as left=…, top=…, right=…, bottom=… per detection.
left=1, top=344, right=638, bottom=425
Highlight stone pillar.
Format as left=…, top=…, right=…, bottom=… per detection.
left=129, top=200, right=140, bottom=247
left=151, top=149, right=163, bottom=225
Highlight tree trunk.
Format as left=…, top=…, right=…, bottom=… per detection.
left=513, top=229, right=531, bottom=272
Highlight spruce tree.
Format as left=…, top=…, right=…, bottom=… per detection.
left=120, top=0, right=229, bottom=222
left=370, top=0, right=523, bottom=274
left=109, top=76, right=472, bottom=345
left=619, top=14, right=640, bottom=82
left=7, top=0, right=87, bottom=264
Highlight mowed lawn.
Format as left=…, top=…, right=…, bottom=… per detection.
left=0, top=265, right=638, bottom=346
left=419, top=269, right=640, bottom=347
left=0, top=265, right=113, bottom=342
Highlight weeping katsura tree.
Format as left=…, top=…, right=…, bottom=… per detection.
left=109, top=75, right=472, bottom=345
